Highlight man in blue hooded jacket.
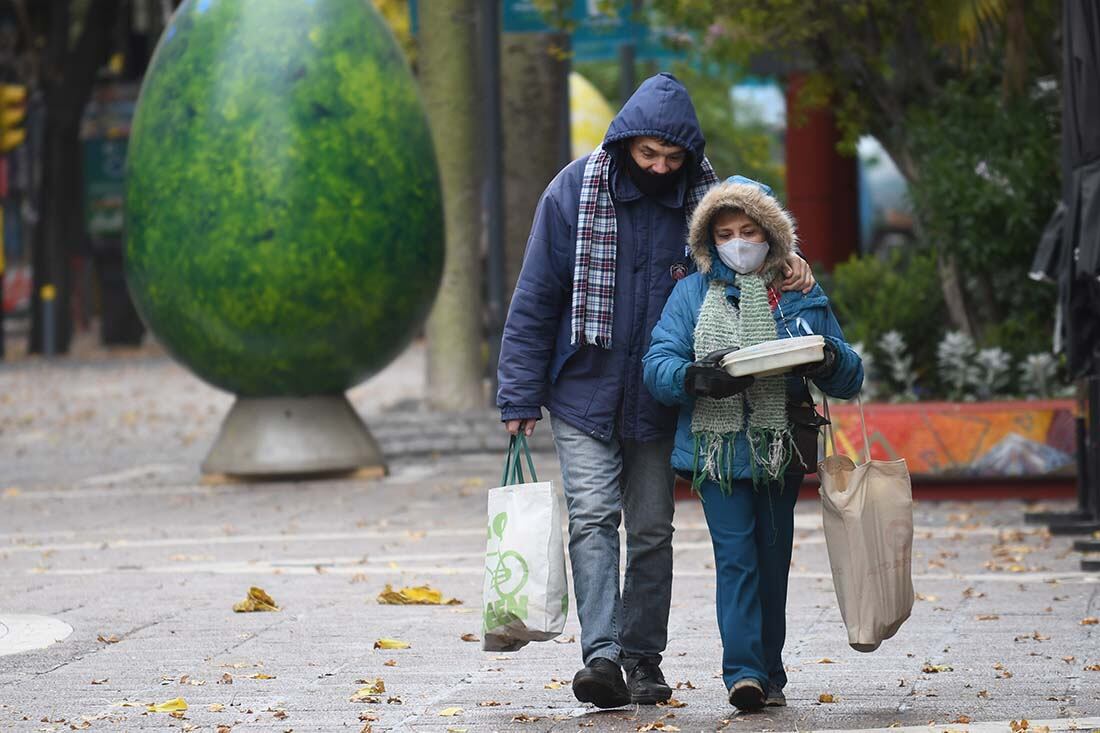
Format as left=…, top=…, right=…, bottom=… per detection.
left=496, top=73, right=815, bottom=708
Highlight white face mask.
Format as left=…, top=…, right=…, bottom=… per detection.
left=716, top=237, right=769, bottom=274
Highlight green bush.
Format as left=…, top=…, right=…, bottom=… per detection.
left=827, top=249, right=947, bottom=396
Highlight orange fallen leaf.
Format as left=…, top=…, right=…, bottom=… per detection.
left=1081, top=617, right=1099, bottom=626
left=818, top=693, right=836, bottom=703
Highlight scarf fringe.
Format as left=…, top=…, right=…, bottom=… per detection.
left=691, top=428, right=797, bottom=495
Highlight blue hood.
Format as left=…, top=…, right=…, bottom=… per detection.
left=602, top=72, right=706, bottom=163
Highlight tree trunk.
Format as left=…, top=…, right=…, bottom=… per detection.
left=500, top=31, right=569, bottom=296
left=29, top=0, right=123, bottom=354
left=1001, top=0, right=1029, bottom=100
left=420, top=0, right=484, bottom=409
left=936, top=249, right=979, bottom=340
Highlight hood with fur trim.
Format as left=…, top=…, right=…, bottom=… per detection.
left=687, top=179, right=797, bottom=283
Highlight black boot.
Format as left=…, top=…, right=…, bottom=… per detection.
left=572, top=658, right=631, bottom=709
left=626, top=660, right=672, bottom=704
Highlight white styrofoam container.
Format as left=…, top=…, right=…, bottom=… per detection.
left=720, top=335, right=826, bottom=378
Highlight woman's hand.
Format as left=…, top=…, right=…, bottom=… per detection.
left=779, top=256, right=815, bottom=293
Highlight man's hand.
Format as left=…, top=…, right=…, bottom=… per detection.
left=505, top=419, right=537, bottom=437
left=779, top=255, right=815, bottom=294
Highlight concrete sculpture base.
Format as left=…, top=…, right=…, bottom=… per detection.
left=202, top=395, right=386, bottom=479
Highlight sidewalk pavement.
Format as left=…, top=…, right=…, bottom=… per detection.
left=1, top=345, right=1099, bottom=732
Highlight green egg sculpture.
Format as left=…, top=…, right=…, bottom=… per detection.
left=126, top=0, right=442, bottom=398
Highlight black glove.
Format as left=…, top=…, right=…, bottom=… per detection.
left=684, top=347, right=755, bottom=399
left=792, top=339, right=839, bottom=379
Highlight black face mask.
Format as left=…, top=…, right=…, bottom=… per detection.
left=622, top=147, right=686, bottom=198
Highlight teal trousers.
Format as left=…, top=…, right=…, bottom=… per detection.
left=697, top=473, right=801, bottom=691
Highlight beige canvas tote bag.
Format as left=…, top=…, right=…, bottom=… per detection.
left=818, top=395, right=914, bottom=652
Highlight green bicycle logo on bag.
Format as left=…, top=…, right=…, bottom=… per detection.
left=483, top=511, right=530, bottom=631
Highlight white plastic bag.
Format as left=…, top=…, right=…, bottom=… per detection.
left=818, top=395, right=914, bottom=652
left=482, top=434, right=569, bottom=652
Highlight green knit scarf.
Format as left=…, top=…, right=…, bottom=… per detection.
left=690, top=275, right=793, bottom=493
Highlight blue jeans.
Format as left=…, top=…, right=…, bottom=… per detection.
left=550, top=415, right=676, bottom=670
left=698, top=474, right=801, bottom=691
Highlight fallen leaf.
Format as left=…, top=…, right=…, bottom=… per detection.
left=478, top=701, right=504, bottom=707
left=217, top=726, right=232, bottom=733
left=1085, top=664, right=1100, bottom=672
left=1010, top=720, right=1029, bottom=732
left=217, top=673, right=233, bottom=684
left=1063, top=656, right=1076, bottom=663
left=922, top=663, right=953, bottom=673
left=2, top=487, right=21, bottom=497
left=976, top=614, right=1000, bottom=621
left=90, top=678, right=108, bottom=685
left=915, top=593, right=939, bottom=602
left=383, top=659, right=397, bottom=667
left=386, top=696, right=403, bottom=705
left=977, top=690, right=990, bottom=699
left=954, top=715, right=972, bottom=724
left=377, top=584, right=461, bottom=605
left=248, top=673, right=275, bottom=680
left=273, top=710, right=288, bottom=720
left=97, top=634, right=120, bottom=644
left=674, top=680, right=696, bottom=689
left=1081, top=617, right=1099, bottom=626
left=553, top=635, right=576, bottom=644
left=233, top=586, right=280, bottom=613
left=963, top=587, right=986, bottom=598
left=512, top=714, right=542, bottom=722
left=460, top=633, right=479, bottom=642
left=816, top=658, right=835, bottom=664
left=818, top=693, right=836, bottom=703
left=544, top=681, right=562, bottom=690
left=208, top=704, right=224, bottom=712
left=447, top=728, right=468, bottom=733
left=356, top=678, right=386, bottom=694
left=439, top=707, right=463, bottom=717
left=374, top=638, right=411, bottom=650
left=659, top=698, right=687, bottom=708
left=148, top=698, right=188, bottom=713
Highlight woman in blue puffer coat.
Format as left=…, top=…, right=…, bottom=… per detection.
left=642, top=177, right=863, bottom=712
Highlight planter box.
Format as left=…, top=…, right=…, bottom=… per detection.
left=674, top=399, right=1078, bottom=502
left=824, top=399, right=1076, bottom=479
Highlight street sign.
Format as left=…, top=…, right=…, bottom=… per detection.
left=408, top=0, right=684, bottom=62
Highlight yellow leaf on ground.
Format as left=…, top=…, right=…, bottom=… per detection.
left=249, top=673, right=275, bottom=680
left=374, top=638, right=411, bottom=650
left=207, top=704, right=224, bottom=712
left=97, top=634, right=120, bottom=644
left=148, top=698, right=188, bottom=713
left=816, top=658, right=835, bottom=664
left=544, top=681, right=562, bottom=690
left=356, top=678, right=385, bottom=694
left=233, top=586, right=279, bottom=613
left=922, top=663, right=953, bottom=673
left=439, top=707, right=463, bottom=716
left=447, top=728, right=469, bottom=733
left=818, top=693, right=836, bottom=703
left=1081, top=617, right=1099, bottom=625
left=377, top=584, right=461, bottom=605
left=350, top=687, right=382, bottom=703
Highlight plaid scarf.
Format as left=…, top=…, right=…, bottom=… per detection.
left=570, top=147, right=720, bottom=348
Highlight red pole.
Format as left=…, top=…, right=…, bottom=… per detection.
left=784, top=74, right=860, bottom=270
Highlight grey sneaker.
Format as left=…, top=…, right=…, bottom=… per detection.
left=765, top=683, right=787, bottom=707
left=728, top=678, right=765, bottom=712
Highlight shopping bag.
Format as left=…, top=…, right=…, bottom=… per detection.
left=482, top=434, right=569, bottom=652
left=818, top=395, right=914, bottom=652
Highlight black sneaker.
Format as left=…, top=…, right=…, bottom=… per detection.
left=765, top=682, right=787, bottom=707
left=572, top=658, right=631, bottom=709
left=728, top=678, right=766, bottom=712
left=626, top=660, right=672, bottom=705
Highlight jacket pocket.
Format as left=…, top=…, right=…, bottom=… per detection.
left=549, top=344, right=579, bottom=384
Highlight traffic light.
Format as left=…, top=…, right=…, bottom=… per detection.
left=0, top=84, right=27, bottom=154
